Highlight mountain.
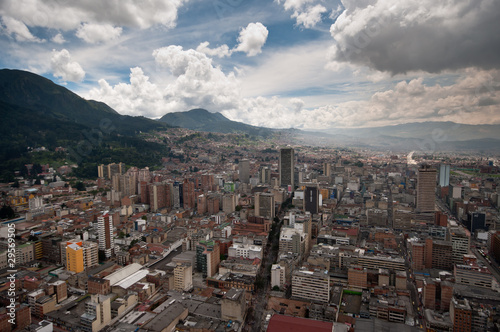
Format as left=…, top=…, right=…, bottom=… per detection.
left=0, top=69, right=171, bottom=180
left=159, top=108, right=274, bottom=137
left=0, top=69, right=169, bottom=135
left=318, top=121, right=500, bottom=141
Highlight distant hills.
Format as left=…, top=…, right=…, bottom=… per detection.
left=0, top=69, right=171, bottom=180
left=159, top=108, right=274, bottom=137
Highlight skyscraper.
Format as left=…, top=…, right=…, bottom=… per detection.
left=239, top=159, right=250, bottom=184
left=97, top=212, right=114, bottom=259
left=439, top=164, right=450, bottom=187
left=304, top=185, right=319, bottom=215
left=279, top=147, right=295, bottom=188
left=417, top=165, right=437, bottom=213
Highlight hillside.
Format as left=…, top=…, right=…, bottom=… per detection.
left=159, top=108, right=274, bottom=137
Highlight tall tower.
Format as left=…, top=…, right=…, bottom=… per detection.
left=239, top=159, right=250, bottom=184
left=439, top=164, right=450, bottom=187
left=417, top=165, right=436, bottom=213
left=279, top=148, right=295, bottom=189
left=97, top=212, right=114, bottom=259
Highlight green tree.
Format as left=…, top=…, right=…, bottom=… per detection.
left=0, top=205, right=15, bottom=219
left=74, top=181, right=86, bottom=191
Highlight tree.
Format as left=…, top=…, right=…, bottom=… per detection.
left=272, top=286, right=280, bottom=291
left=98, top=250, right=107, bottom=262
left=0, top=205, right=15, bottom=219
left=74, top=181, right=86, bottom=191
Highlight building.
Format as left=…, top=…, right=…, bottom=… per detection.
left=304, top=185, right=319, bottom=215
left=141, top=302, right=188, bottom=332
left=239, top=159, right=250, bottom=184
left=454, top=264, right=495, bottom=289
left=88, top=277, right=111, bottom=295
left=50, top=280, right=68, bottom=303
left=348, top=266, right=368, bottom=289
left=174, top=262, right=193, bottom=292
left=255, top=192, right=275, bottom=220
left=450, top=297, right=472, bottom=332
left=221, top=288, right=246, bottom=322
left=271, top=264, right=285, bottom=288
left=222, top=193, right=236, bottom=214
left=80, top=294, right=112, bottom=332
left=228, top=243, right=262, bottom=260
left=267, top=315, right=337, bottom=332
left=279, top=147, right=295, bottom=188
left=196, top=240, right=220, bottom=278
left=417, top=165, right=437, bottom=213
left=41, top=236, right=62, bottom=264
left=149, top=182, right=170, bottom=212
left=449, top=227, right=470, bottom=264
left=182, top=179, right=195, bottom=210
left=279, top=227, right=306, bottom=257
left=97, top=212, right=114, bottom=259
left=66, top=242, right=84, bottom=273
left=292, top=269, right=330, bottom=303
left=439, top=164, right=450, bottom=187
left=16, top=242, right=35, bottom=265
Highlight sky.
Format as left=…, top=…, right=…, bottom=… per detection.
left=1, top=0, right=500, bottom=129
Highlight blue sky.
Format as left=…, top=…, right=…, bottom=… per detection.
left=1, top=0, right=499, bottom=129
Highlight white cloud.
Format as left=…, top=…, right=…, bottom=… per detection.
left=1, top=16, right=44, bottom=42
left=51, top=33, right=65, bottom=44
left=0, top=0, right=186, bottom=30
left=196, top=41, right=232, bottom=58
left=51, top=49, right=85, bottom=82
left=234, top=22, right=269, bottom=57
left=76, top=23, right=122, bottom=44
left=292, top=4, right=327, bottom=28
left=276, top=0, right=327, bottom=28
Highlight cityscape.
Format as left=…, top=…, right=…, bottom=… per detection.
left=1, top=0, right=500, bottom=332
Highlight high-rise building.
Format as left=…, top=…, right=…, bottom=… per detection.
left=196, top=240, right=220, bottom=278
left=279, top=148, right=295, bottom=188
left=239, top=159, right=250, bottom=184
left=148, top=182, right=169, bottom=212
left=97, top=212, right=114, bottom=259
left=439, top=164, right=450, bottom=187
left=304, top=185, right=319, bottom=215
left=255, top=192, right=275, bottom=220
left=417, top=165, right=437, bottom=213
left=323, top=163, right=331, bottom=177
left=182, top=179, right=196, bottom=210
left=260, top=166, right=271, bottom=184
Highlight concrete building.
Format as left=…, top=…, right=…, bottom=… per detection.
left=279, top=147, right=295, bottom=188
left=196, top=240, right=220, bottom=278
left=174, top=262, right=193, bottom=292
left=255, top=192, right=275, bottom=220
left=228, top=243, right=262, bottom=260
left=417, top=165, right=436, bottom=213
left=271, top=264, right=286, bottom=288
left=239, top=159, right=250, bottom=184
left=304, top=185, right=319, bottom=215
left=292, top=268, right=330, bottom=303
left=97, top=212, right=114, bottom=259
left=449, top=227, right=470, bottom=264
left=454, top=264, right=496, bottom=290
left=221, top=288, right=246, bottom=322
left=80, top=294, right=112, bottom=332
left=279, top=227, right=306, bottom=257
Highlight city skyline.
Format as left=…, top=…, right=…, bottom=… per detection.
left=1, top=0, right=499, bottom=130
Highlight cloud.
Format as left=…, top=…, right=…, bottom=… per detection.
left=51, top=49, right=85, bottom=82
left=1, top=16, right=44, bottom=42
left=276, top=0, right=327, bottom=28
left=0, top=0, right=186, bottom=30
left=329, top=0, right=500, bottom=74
left=292, top=4, right=327, bottom=28
left=234, top=22, right=269, bottom=56
left=51, top=33, right=65, bottom=44
left=196, top=41, right=232, bottom=58
left=76, top=23, right=122, bottom=44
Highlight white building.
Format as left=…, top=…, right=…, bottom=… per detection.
left=228, top=243, right=262, bottom=260
left=97, top=212, right=114, bottom=258
left=271, top=264, right=285, bottom=288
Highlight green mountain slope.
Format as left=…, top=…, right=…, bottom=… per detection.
left=159, top=108, right=274, bottom=137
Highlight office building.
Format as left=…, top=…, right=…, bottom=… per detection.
left=97, top=212, right=114, bottom=259
left=449, top=227, right=470, bottom=264
left=271, top=264, right=286, bottom=288
left=80, top=294, right=112, bottom=332
left=221, top=288, right=246, bottom=322
left=255, top=192, right=275, bottom=220
left=279, top=148, right=295, bottom=188
left=239, top=159, right=250, bottom=184
left=292, top=269, right=330, bottom=303
left=196, top=240, right=220, bottom=278
left=174, top=262, right=193, bottom=292
left=66, top=242, right=84, bottom=273
left=450, top=297, right=472, bottom=332
left=304, top=185, right=319, bottom=215
left=417, top=165, right=436, bottom=213
left=439, top=164, right=450, bottom=187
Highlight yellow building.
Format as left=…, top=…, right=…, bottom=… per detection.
left=66, top=242, right=84, bottom=273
